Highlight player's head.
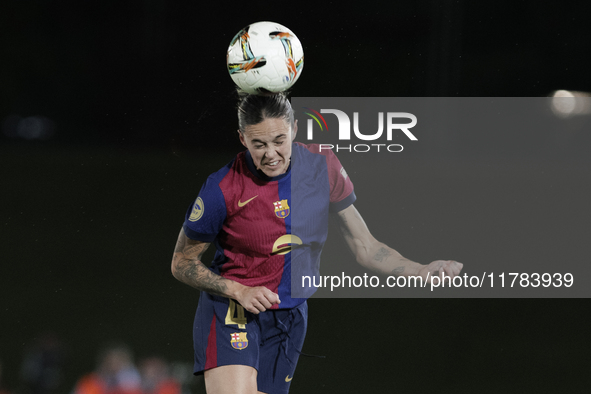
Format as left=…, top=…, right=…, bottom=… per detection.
left=237, top=93, right=298, bottom=178
left=96, top=342, right=135, bottom=376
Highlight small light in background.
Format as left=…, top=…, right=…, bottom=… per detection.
left=550, top=90, right=591, bottom=118
left=2, top=115, right=56, bottom=140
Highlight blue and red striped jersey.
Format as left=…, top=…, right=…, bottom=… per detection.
left=183, top=142, right=355, bottom=308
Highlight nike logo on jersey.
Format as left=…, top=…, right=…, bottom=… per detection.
left=238, top=195, right=258, bottom=207
left=285, top=375, right=293, bottom=382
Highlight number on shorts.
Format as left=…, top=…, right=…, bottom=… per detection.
left=225, top=299, right=247, bottom=329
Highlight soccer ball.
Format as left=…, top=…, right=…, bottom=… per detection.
left=227, top=21, right=304, bottom=94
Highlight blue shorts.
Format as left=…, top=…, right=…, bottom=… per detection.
left=193, top=292, right=308, bottom=394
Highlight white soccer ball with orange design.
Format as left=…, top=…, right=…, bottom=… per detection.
left=227, top=21, right=304, bottom=94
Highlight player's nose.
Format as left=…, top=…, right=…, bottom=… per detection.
left=264, top=146, right=278, bottom=159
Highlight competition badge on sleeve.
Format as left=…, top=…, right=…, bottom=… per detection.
left=230, top=332, right=248, bottom=350
left=189, top=197, right=204, bottom=222
left=273, top=199, right=290, bottom=218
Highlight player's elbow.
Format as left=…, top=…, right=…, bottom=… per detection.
left=350, top=241, right=374, bottom=268
left=355, top=253, right=374, bottom=269
left=355, top=240, right=386, bottom=269
left=171, top=256, right=181, bottom=280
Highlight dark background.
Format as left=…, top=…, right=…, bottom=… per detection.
left=2, top=0, right=591, bottom=393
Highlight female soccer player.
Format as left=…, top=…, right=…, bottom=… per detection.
left=171, top=93, right=462, bottom=394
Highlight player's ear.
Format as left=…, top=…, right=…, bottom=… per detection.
left=238, top=130, right=247, bottom=148
left=291, top=119, right=298, bottom=141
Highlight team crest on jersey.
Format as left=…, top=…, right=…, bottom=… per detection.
left=273, top=199, right=290, bottom=218
left=230, top=332, right=248, bottom=350
left=189, top=197, right=204, bottom=222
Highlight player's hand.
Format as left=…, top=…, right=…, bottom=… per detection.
left=419, top=260, right=463, bottom=283
left=235, top=286, right=281, bottom=314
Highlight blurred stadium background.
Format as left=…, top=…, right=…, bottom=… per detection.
left=1, top=1, right=591, bottom=393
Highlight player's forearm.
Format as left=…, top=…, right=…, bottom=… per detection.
left=171, top=255, right=245, bottom=299
left=171, top=228, right=246, bottom=299
left=360, top=241, right=423, bottom=277
left=336, top=206, right=424, bottom=277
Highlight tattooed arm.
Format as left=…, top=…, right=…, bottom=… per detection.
left=334, top=205, right=462, bottom=280
left=171, top=228, right=280, bottom=314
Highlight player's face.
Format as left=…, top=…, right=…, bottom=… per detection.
left=239, top=117, right=297, bottom=178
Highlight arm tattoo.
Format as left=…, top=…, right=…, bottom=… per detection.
left=390, top=267, right=405, bottom=278
left=173, top=234, right=229, bottom=297
left=375, top=247, right=405, bottom=277
left=373, top=247, right=392, bottom=262
left=337, top=213, right=353, bottom=238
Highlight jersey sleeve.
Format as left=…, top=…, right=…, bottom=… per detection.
left=182, top=175, right=227, bottom=242
left=325, top=150, right=356, bottom=212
